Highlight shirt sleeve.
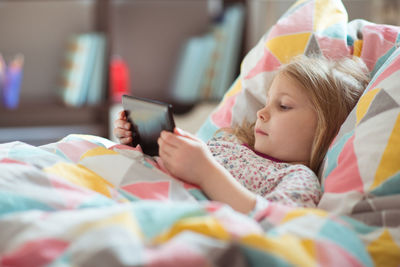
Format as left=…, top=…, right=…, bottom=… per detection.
left=260, top=166, right=322, bottom=208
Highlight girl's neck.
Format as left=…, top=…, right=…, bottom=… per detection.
left=242, top=144, right=284, bottom=163
left=243, top=144, right=310, bottom=166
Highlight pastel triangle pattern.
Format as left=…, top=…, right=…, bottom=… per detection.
left=368, top=50, right=400, bottom=90
left=57, top=140, right=98, bottom=163
left=367, top=230, right=400, bottom=266
left=211, top=94, right=236, bottom=128
left=266, top=32, right=311, bottom=64
left=359, top=89, right=399, bottom=125
left=355, top=88, right=381, bottom=125
left=313, top=0, right=346, bottom=34
left=371, top=113, right=400, bottom=190
left=324, top=135, right=363, bottom=193
left=322, top=130, right=355, bottom=187
left=267, top=0, right=314, bottom=40
left=122, top=182, right=170, bottom=200
left=245, top=48, right=281, bottom=79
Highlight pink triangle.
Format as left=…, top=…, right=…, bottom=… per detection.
left=1, top=238, right=69, bottom=267
left=211, top=94, right=237, bottom=128
left=316, top=36, right=350, bottom=60
left=324, top=135, right=364, bottom=193
left=244, top=48, right=281, bottom=80
left=183, top=182, right=200, bottom=190
left=316, top=240, right=365, bottom=267
left=267, top=1, right=314, bottom=40
left=49, top=175, right=95, bottom=209
left=205, top=202, right=224, bottom=213
left=0, top=158, right=28, bottom=165
left=122, top=181, right=170, bottom=200
left=361, top=24, right=400, bottom=71
left=57, top=140, right=98, bottom=163
left=368, top=52, right=400, bottom=91
left=146, top=241, right=207, bottom=267
left=110, top=143, right=141, bottom=151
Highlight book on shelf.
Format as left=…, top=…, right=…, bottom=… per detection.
left=170, top=34, right=215, bottom=104
left=59, top=33, right=106, bottom=107
left=210, top=4, right=245, bottom=100
left=87, top=35, right=107, bottom=105
left=170, top=3, right=245, bottom=105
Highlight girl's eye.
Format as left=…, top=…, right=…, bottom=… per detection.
left=279, top=104, right=291, bottom=110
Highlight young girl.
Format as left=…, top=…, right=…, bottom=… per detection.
left=114, top=55, right=370, bottom=214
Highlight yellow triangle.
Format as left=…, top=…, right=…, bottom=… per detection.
left=314, top=0, right=347, bottom=32
left=225, top=78, right=242, bottom=98
left=353, top=40, right=363, bottom=57
left=266, top=33, right=311, bottom=64
left=241, top=234, right=316, bottom=266
left=44, top=162, right=114, bottom=198
left=301, top=239, right=316, bottom=259
left=291, top=0, right=309, bottom=9
left=81, top=146, right=118, bottom=160
left=371, top=113, right=400, bottom=190
left=72, top=211, right=143, bottom=240
left=367, top=229, right=400, bottom=267
left=282, top=208, right=327, bottom=224
left=154, top=217, right=230, bottom=244
left=356, top=88, right=381, bottom=125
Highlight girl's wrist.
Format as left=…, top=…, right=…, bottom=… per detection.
left=197, top=158, right=218, bottom=189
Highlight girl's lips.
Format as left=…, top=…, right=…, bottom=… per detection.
left=255, top=128, right=268, bottom=136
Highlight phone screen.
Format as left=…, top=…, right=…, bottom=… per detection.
left=122, top=95, right=175, bottom=156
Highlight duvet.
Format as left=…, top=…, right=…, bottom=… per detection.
left=0, top=135, right=398, bottom=266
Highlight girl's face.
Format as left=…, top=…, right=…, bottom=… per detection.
left=254, top=73, right=317, bottom=166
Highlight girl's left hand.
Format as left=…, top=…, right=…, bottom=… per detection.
left=157, top=128, right=215, bottom=186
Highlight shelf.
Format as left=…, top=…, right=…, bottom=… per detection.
left=0, top=103, right=109, bottom=127
left=0, top=103, right=109, bottom=145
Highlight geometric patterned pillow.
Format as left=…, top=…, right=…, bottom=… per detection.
left=196, top=0, right=351, bottom=141
left=318, top=44, right=400, bottom=225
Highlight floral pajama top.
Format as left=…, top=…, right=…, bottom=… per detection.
left=207, top=134, right=322, bottom=208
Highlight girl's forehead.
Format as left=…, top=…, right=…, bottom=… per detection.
left=269, top=73, right=302, bottom=96
left=268, top=73, right=313, bottom=105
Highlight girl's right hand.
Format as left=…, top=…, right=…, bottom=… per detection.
left=113, top=110, right=133, bottom=145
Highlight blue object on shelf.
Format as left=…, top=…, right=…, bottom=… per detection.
left=1, top=54, right=24, bottom=109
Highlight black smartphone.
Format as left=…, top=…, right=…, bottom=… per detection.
left=122, top=95, right=175, bottom=156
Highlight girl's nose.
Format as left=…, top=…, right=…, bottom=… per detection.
left=257, top=106, right=270, bottom=121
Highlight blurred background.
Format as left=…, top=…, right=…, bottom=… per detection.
left=0, top=0, right=399, bottom=145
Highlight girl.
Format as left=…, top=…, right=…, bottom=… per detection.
left=114, top=55, right=370, bottom=214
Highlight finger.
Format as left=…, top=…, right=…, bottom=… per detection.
left=120, top=136, right=132, bottom=145
left=174, top=128, right=198, bottom=141
left=117, top=110, right=126, bottom=120
left=158, top=136, right=174, bottom=157
left=114, top=119, right=131, bottom=131
left=160, top=131, right=181, bottom=148
left=114, top=128, right=132, bottom=139
left=158, top=145, right=172, bottom=165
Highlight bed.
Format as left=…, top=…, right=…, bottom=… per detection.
left=1, top=0, right=399, bottom=266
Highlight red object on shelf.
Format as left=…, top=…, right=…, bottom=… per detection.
left=109, top=56, right=130, bottom=103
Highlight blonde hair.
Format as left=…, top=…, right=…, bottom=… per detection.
left=230, top=55, right=370, bottom=173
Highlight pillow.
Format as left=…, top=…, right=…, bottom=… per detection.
left=196, top=0, right=351, bottom=141
left=318, top=22, right=400, bottom=223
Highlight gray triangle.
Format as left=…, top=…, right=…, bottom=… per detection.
left=305, top=34, right=322, bottom=56
left=359, top=89, right=399, bottom=125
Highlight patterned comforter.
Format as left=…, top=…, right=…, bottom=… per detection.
left=0, top=135, right=398, bottom=266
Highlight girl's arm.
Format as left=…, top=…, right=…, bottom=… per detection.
left=158, top=129, right=256, bottom=214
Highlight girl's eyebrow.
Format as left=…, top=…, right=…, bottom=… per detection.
left=274, top=92, right=294, bottom=99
